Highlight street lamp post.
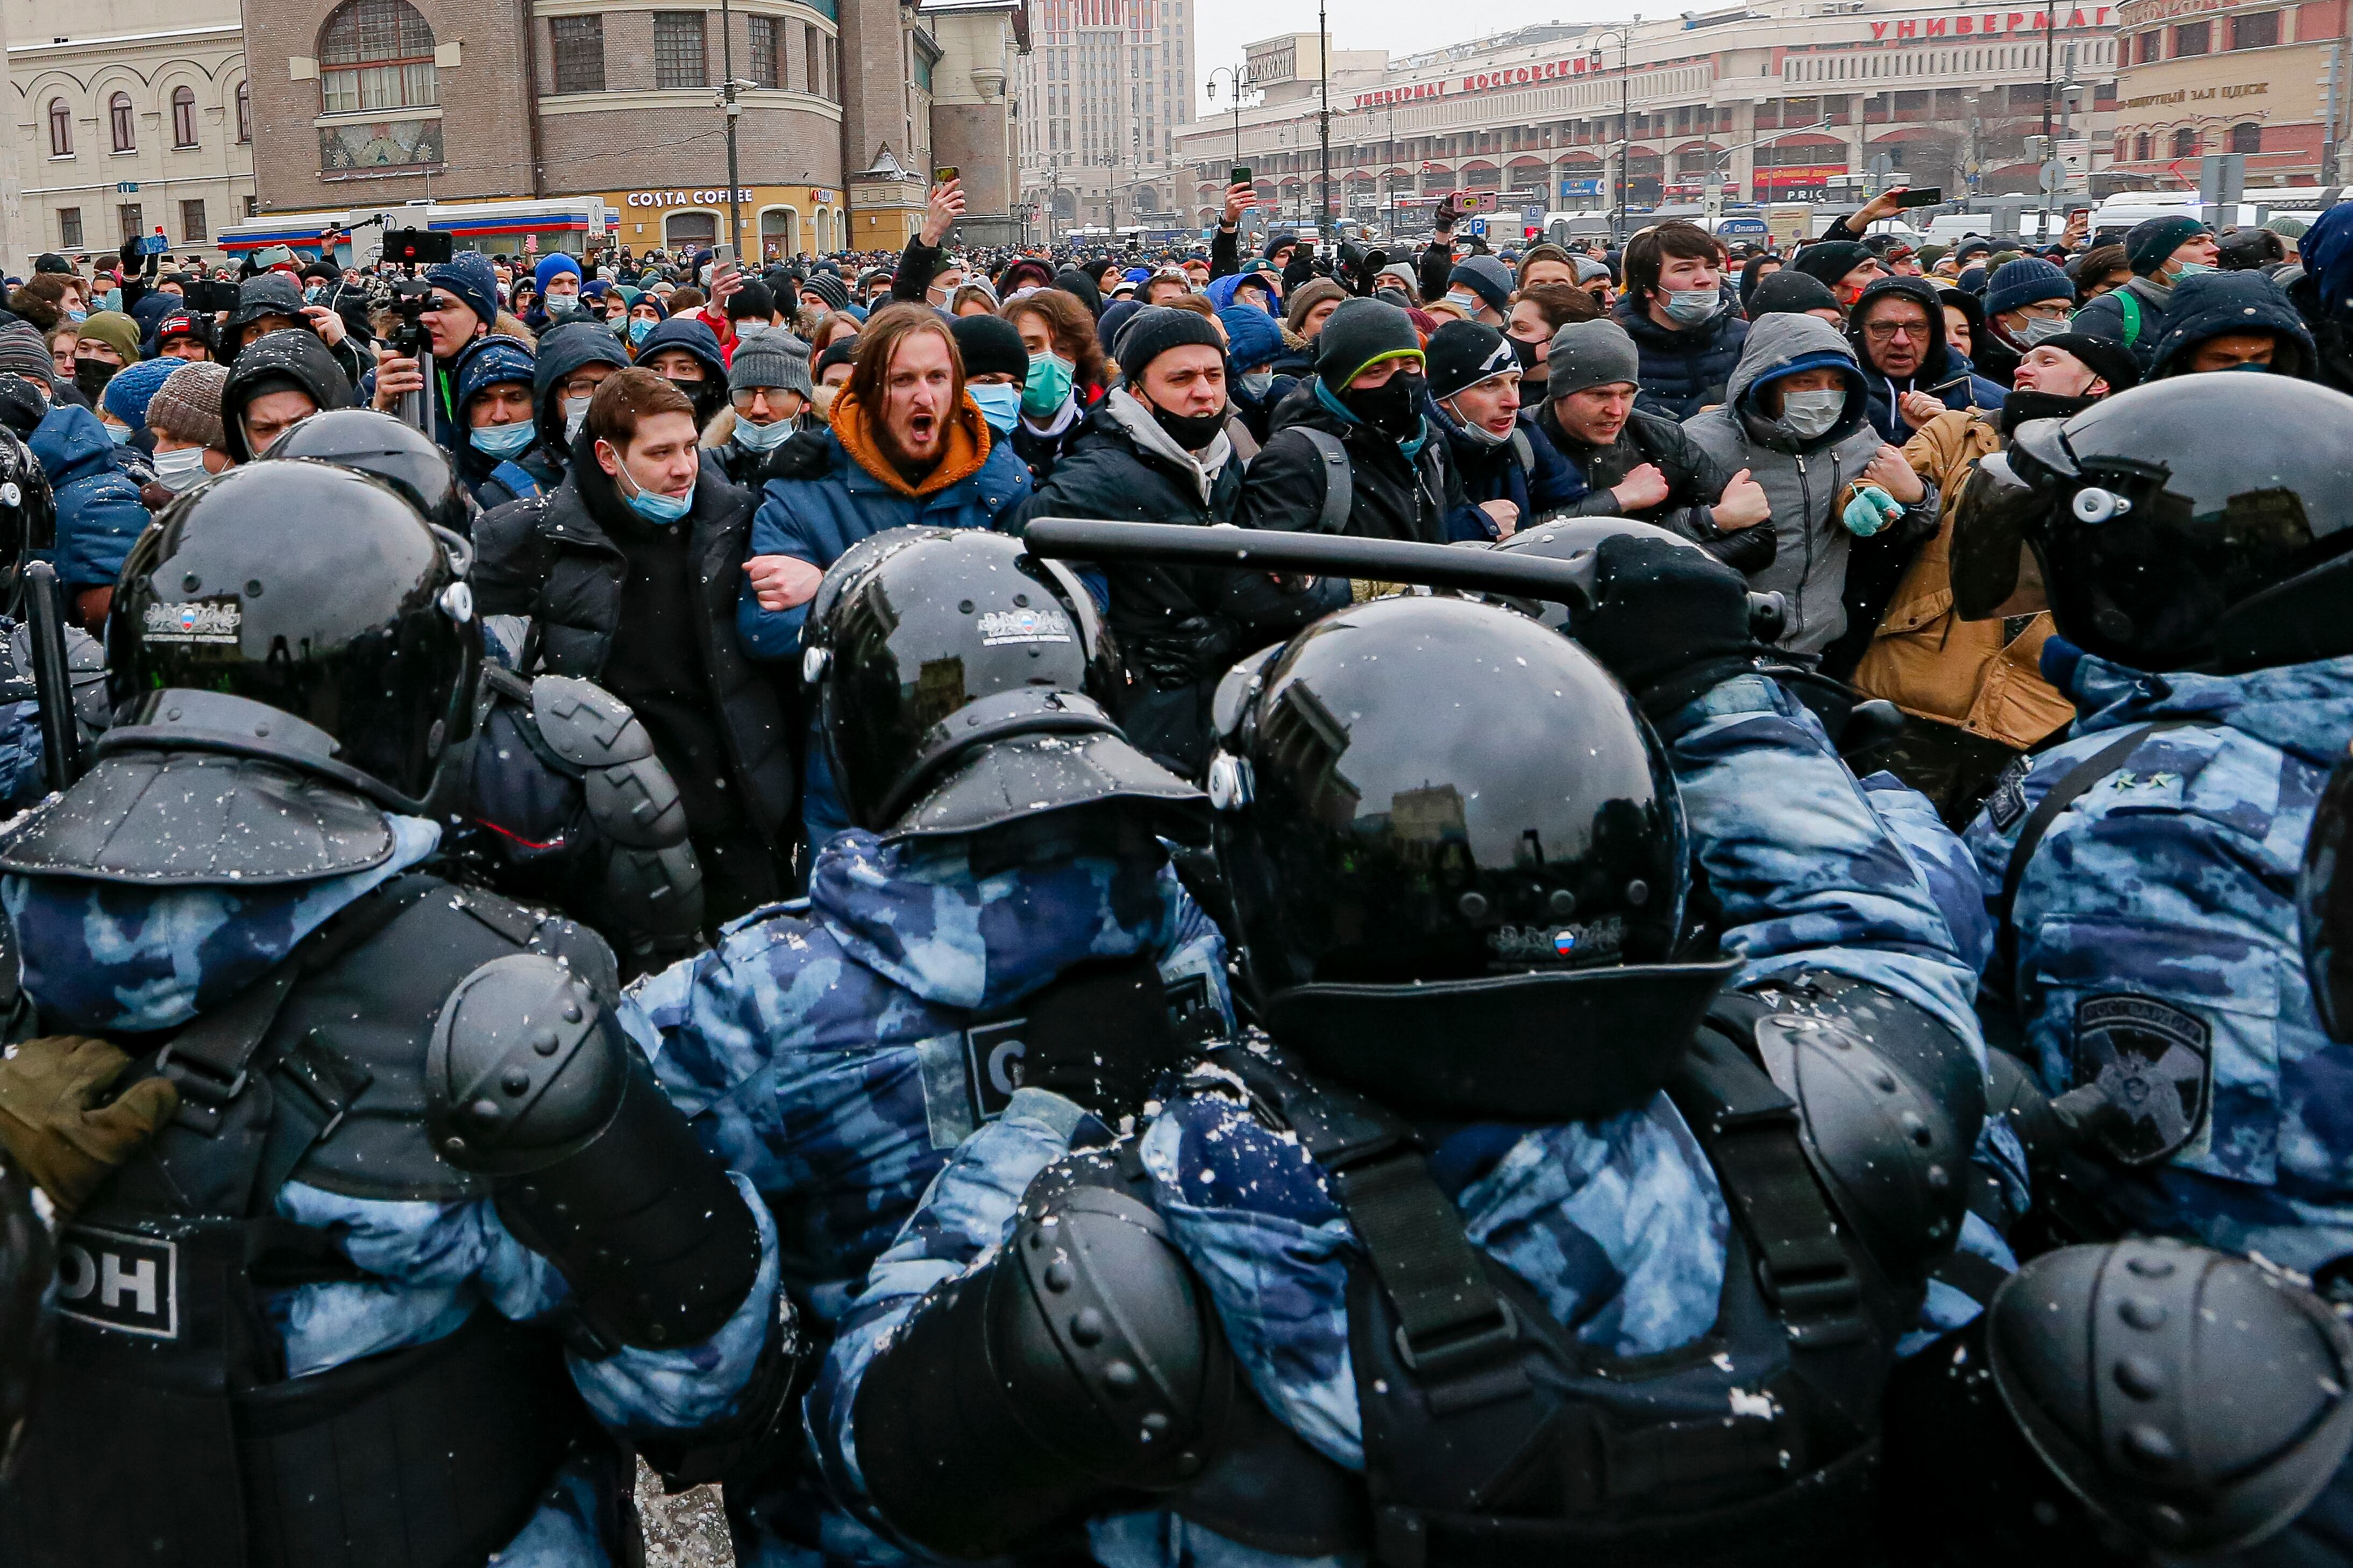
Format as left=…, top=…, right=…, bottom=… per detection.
left=1587, top=17, right=1640, bottom=240
left=1317, top=0, right=1333, bottom=245
left=1206, top=63, right=1255, bottom=170
left=720, top=0, right=742, bottom=258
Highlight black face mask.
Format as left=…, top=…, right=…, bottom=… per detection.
left=73, top=359, right=117, bottom=399
left=1509, top=334, right=1543, bottom=376
left=1997, top=388, right=2097, bottom=436
left=1346, top=372, right=1427, bottom=443
left=1145, top=395, right=1228, bottom=453
left=670, top=375, right=724, bottom=426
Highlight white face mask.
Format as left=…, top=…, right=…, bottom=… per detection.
left=563, top=396, right=593, bottom=440
left=1779, top=387, right=1845, bottom=439
left=151, top=445, right=211, bottom=491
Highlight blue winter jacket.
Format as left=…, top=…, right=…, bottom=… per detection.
left=32, top=403, right=151, bottom=589
left=737, top=413, right=1031, bottom=843
left=1613, top=293, right=1750, bottom=422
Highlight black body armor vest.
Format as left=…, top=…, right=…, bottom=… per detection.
left=6, top=873, right=624, bottom=1568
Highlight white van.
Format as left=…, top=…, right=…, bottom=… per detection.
left=1921, top=210, right=2071, bottom=246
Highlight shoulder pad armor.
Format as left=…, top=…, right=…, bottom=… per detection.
left=425, top=953, right=624, bottom=1174
left=1989, top=1239, right=2353, bottom=1555
left=1739, top=974, right=1984, bottom=1279
left=530, top=676, right=686, bottom=849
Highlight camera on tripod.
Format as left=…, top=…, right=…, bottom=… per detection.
left=386, top=276, right=434, bottom=361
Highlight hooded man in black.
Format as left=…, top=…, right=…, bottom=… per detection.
left=2144, top=269, right=2319, bottom=380
left=218, top=327, right=357, bottom=461
left=472, top=320, right=631, bottom=509
left=218, top=272, right=372, bottom=392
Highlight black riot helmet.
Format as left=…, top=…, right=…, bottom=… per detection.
left=0, top=429, right=55, bottom=612
left=1206, top=594, right=1737, bottom=1121
left=1950, top=375, right=2353, bottom=672
left=262, top=407, right=473, bottom=537
left=804, top=526, right=1203, bottom=841
left=2299, top=745, right=2353, bottom=1042
left=104, top=459, right=480, bottom=812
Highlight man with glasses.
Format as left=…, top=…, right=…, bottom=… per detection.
left=708, top=333, right=814, bottom=487
left=1846, top=275, right=2007, bottom=443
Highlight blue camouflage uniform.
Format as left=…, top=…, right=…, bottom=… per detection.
left=1, top=815, right=786, bottom=1568
left=1966, top=642, right=2353, bottom=1273
left=813, top=672, right=2013, bottom=1567
left=616, top=827, right=1233, bottom=1565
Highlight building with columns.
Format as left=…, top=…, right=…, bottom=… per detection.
left=1174, top=2, right=2124, bottom=237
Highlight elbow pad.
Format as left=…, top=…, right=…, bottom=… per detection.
left=851, top=1170, right=1232, bottom=1559
left=426, top=954, right=760, bottom=1354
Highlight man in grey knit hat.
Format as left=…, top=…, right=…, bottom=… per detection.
left=705, top=330, right=814, bottom=486
left=1532, top=317, right=1773, bottom=568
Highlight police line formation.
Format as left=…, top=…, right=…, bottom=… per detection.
left=0, top=181, right=2350, bottom=1568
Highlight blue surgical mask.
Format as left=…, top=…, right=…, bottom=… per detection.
left=626, top=481, right=693, bottom=524
left=731, top=413, right=795, bottom=451
left=969, top=381, right=1022, bottom=434
left=66, top=309, right=87, bottom=323
left=470, top=422, right=536, bottom=458
left=2171, top=260, right=2216, bottom=279
left=103, top=420, right=133, bottom=444
left=1241, top=369, right=1275, bottom=398
left=628, top=318, right=655, bottom=345
left=735, top=323, right=768, bottom=346
left=101, top=290, right=122, bottom=312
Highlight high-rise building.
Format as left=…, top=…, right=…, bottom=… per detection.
left=1014, top=0, right=1192, bottom=238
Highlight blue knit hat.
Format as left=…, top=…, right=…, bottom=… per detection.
left=533, top=253, right=583, bottom=293
left=1984, top=257, right=2074, bottom=318
left=455, top=336, right=536, bottom=410
left=1218, top=304, right=1284, bottom=373
left=423, top=250, right=502, bottom=330
left=101, top=356, right=180, bottom=429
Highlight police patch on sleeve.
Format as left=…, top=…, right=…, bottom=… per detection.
left=1986, top=757, right=2031, bottom=833
left=54, top=1225, right=177, bottom=1338
left=2071, top=994, right=2213, bottom=1166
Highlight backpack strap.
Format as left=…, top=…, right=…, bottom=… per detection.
left=2116, top=288, right=2143, bottom=348
left=1509, top=426, right=1534, bottom=478
left=1994, top=719, right=2206, bottom=980
left=488, top=459, right=542, bottom=501
left=1295, top=427, right=1354, bottom=533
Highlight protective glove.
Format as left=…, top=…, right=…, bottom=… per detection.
left=1133, top=614, right=1239, bottom=689
left=1572, top=533, right=1763, bottom=717
left=1015, top=955, right=1177, bottom=1124
left=1841, top=484, right=1904, bottom=538
left=0, top=1036, right=179, bottom=1213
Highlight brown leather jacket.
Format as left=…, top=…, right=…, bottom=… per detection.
left=1851, top=408, right=2076, bottom=750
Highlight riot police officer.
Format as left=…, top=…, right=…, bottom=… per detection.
left=1950, top=374, right=2353, bottom=1271
left=809, top=533, right=2007, bottom=1566
left=0, top=458, right=792, bottom=1568
left=0, top=426, right=107, bottom=811
left=265, top=409, right=706, bottom=973
left=617, top=524, right=1234, bottom=1562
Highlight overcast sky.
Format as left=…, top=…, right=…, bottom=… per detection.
left=1191, top=0, right=1630, bottom=116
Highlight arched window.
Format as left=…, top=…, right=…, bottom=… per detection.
left=236, top=81, right=251, bottom=142
left=46, top=99, right=72, bottom=157
left=2171, top=126, right=2201, bottom=158
left=172, top=86, right=197, bottom=147
left=2230, top=121, right=2262, bottom=154
left=2135, top=132, right=2153, bottom=161
left=109, top=91, right=135, bottom=152
left=318, top=0, right=438, bottom=115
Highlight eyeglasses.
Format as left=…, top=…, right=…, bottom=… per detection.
left=1862, top=320, right=1929, bottom=341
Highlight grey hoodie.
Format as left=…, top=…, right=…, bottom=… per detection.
left=1101, top=386, right=1234, bottom=505
left=1682, top=312, right=1933, bottom=657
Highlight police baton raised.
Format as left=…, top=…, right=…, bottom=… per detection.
left=22, top=561, right=81, bottom=792
left=1020, top=518, right=1601, bottom=608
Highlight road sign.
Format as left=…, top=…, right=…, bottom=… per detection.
left=114, top=182, right=138, bottom=194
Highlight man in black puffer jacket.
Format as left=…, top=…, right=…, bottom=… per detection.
left=473, top=367, right=794, bottom=920
left=1534, top=319, right=1775, bottom=573
left=1017, top=308, right=1340, bottom=776
left=1611, top=219, right=1748, bottom=420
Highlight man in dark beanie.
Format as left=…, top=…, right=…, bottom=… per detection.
left=1747, top=268, right=1847, bottom=324
left=947, top=311, right=1029, bottom=440
left=1239, top=297, right=1484, bottom=545
left=2072, top=213, right=2218, bottom=368
left=796, top=270, right=851, bottom=317
left=1019, top=303, right=1339, bottom=773
left=1792, top=239, right=1886, bottom=309
left=1975, top=255, right=2076, bottom=386
left=1421, top=318, right=1582, bottom=538
left=1531, top=317, right=1771, bottom=567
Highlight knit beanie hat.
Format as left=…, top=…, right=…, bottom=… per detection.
left=2039, top=331, right=2142, bottom=393
left=1747, top=269, right=1844, bottom=319
left=948, top=314, right=1028, bottom=383
left=800, top=271, right=851, bottom=312
left=1447, top=254, right=1514, bottom=316
left=2126, top=215, right=2209, bottom=276
left=76, top=310, right=141, bottom=364
left=1793, top=240, right=1873, bottom=289
left=1424, top=320, right=1517, bottom=402
left=455, top=337, right=536, bottom=410
left=146, top=360, right=229, bottom=448
left=729, top=332, right=815, bottom=400
left=533, top=253, right=583, bottom=293
left=1218, top=305, right=1285, bottom=374
left=1314, top=298, right=1423, bottom=387
left=424, top=251, right=502, bottom=329
left=1546, top=318, right=1641, bottom=397
left=101, top=355, right=180, bottom=428
left=2265, top=214, right=2311, bottom=240
left=1570, top=254, right=1613, bottom=286
left=816, top=336, right=860, bottom=378
left=1984, top=257, right=2075, bottom=318
left=0, top=323, right=53, bottom=388
left=1112, top=306, right=1226, bottom=382
left=1284, top=278, right=1347, bottom=336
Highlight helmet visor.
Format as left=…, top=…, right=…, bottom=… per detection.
left=1951, top=450, right=2051, bottom=620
